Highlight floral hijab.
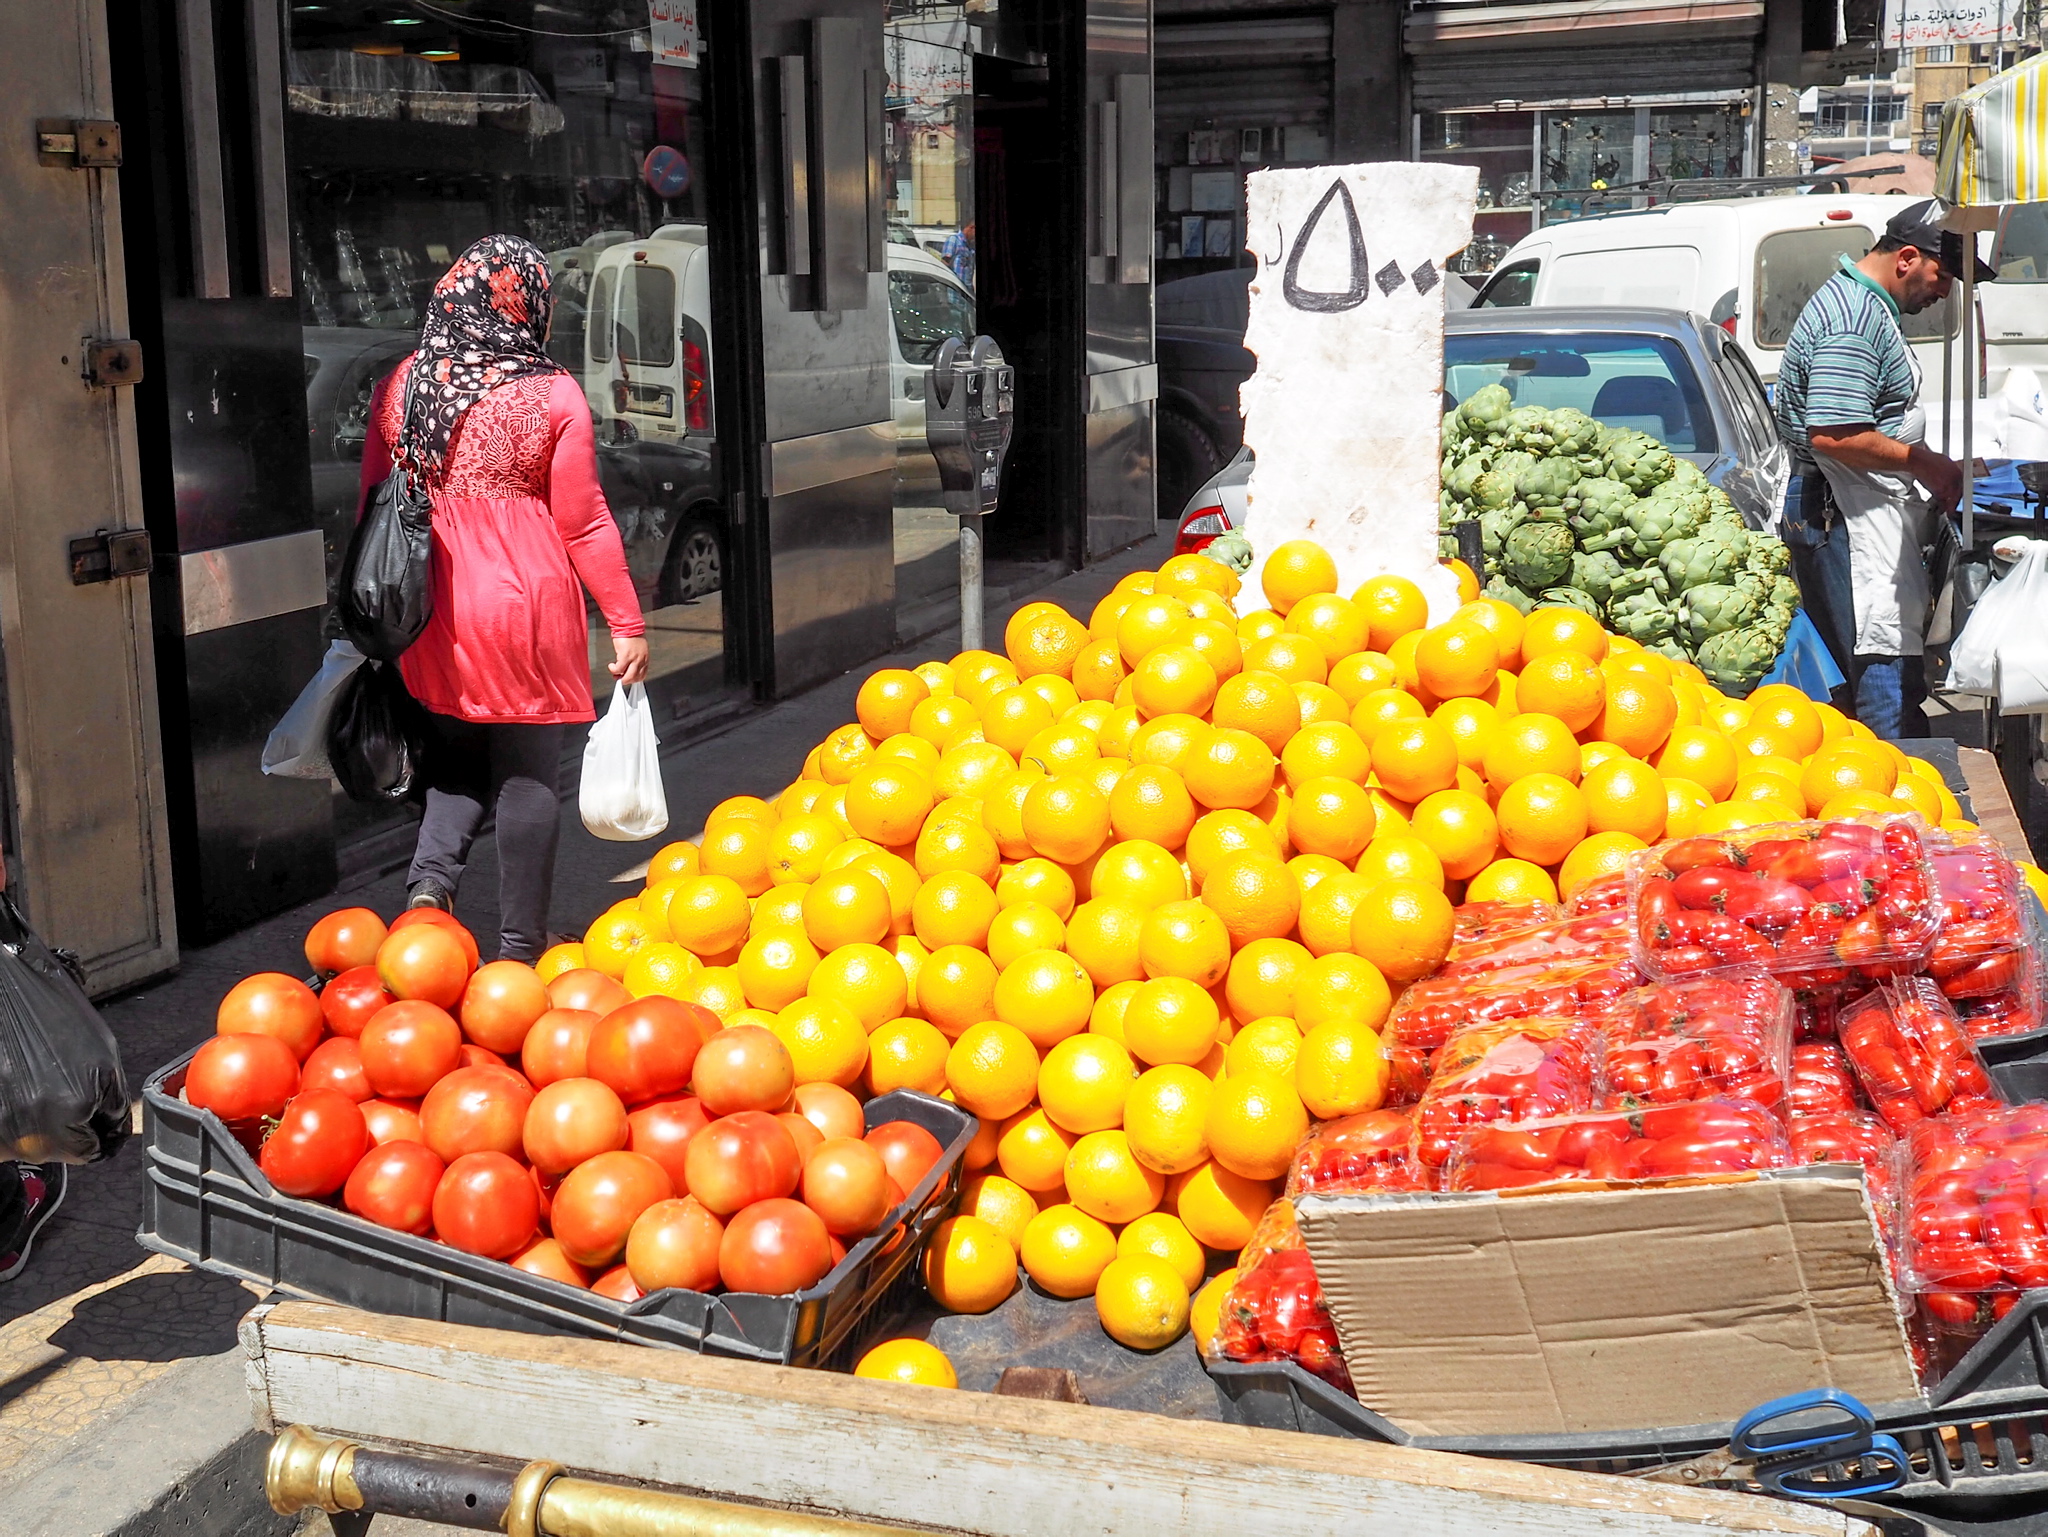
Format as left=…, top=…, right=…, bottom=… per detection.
left=396, top=233, right=564, bottom=481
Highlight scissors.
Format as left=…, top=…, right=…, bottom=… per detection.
left=1637, top=1389, right=1910, bottom=1500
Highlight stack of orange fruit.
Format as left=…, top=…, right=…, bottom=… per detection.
left=541, top=537, right=1977, bottom=1353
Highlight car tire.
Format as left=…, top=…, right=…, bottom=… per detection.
left=1157, top=408, right=1225, bottom=526
left=658, top=513, right=724, bottom=604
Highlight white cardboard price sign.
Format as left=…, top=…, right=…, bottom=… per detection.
left=1236, top=163, right=1478, bottom=621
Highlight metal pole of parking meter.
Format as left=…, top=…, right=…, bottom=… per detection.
left=926, top=335, right=1015, bottom=655
left=960, top=511, right=986, bottom=651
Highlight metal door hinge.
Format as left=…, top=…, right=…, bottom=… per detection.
left=84, top=339, right=143, bottom=388
left=69, top=529, right=153, bottom=586
left=36, top=119, right=121, bottom=168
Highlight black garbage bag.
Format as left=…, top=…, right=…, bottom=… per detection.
left=327, top=660, right=422, bottom=803
left=338, top=469, right=434, bottom=661
left=0, top=890, right=128, bottom=1164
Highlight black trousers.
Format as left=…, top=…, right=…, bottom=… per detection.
left=408, top=712, right=566, bottom=962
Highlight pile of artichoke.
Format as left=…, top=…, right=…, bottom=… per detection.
left=1440, top=384, right=1798, bottom=694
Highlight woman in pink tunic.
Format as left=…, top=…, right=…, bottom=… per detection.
left=360, top=234, right=646, bottom=960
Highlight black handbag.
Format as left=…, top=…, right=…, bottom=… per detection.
left=326, top=661, right=423, bottom=803
left=338, top=468, right=434, bottom=661
left=0, top=890, right=129, bottom=1164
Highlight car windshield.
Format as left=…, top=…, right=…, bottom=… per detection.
left=1443, top=331, right=1716, bottom=453
left=890, top=271, right=975, bottom=365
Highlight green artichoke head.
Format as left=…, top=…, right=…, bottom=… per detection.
left=1539, top=586, right=1601, bottom=617
left=1479, top=503, right=1530, bottom=561
left=1457, top=384, right=1514, bottom=440
left=1515, top=455, right=1582, bottom=511
left=1503, top=406, right=1557, bottom=455
left=1446, top=451, right=1493, bottom=504
left=1678, top=581, right=1762, bottom=649
left=1668, top=457, right=1706, bottom=487
left=1474, top=451, right=1536, bottom=511
left=1745, top=534, right=1792, bottom=581
left=1568, top=477, right=1636, bottom=542
left=1604, top=432, right=1677, bottom=494
left=1484, top=574, right=1539, bottom=614
left=1696, top=624, right=1782, bottom=693
left=1768, top=573, right=1800, bottom=613
left=1607, top=563, right=1671, bottom=604
left=1571, top=549, right=1624, bottom=608
left=1659, top=531, right=1743, bottom=592
left=1503, top=521, right=1575, bottom=592
left=1608, top=588, right=1680, bottom=645
left=1546, top=408, right=1603, bottom=462
left=1204, top=531, right=1254, bottom=574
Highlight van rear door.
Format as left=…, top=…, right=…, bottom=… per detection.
left=1546, top=246, right=1701, bottom=309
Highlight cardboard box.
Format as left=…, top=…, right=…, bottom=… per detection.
left=1297, top=1170, right=1917, bottom=1438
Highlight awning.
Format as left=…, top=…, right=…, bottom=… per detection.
left=1406, top=0, right=1762, bottom=51
left=1936, top=53, right=2048, bottom=207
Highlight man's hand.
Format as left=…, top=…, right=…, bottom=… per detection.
left=1809, top=425, right=1965, bottom=514
left=610, top=634, right=650, bottom=685
left=1911, top=445, right=1965, bottom=514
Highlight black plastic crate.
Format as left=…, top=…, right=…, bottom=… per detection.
left=138, top=1047, right=973, bottom=1369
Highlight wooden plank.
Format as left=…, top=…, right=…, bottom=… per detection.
left=1958, top=745, right=2034, bottom=862
left=241, top=1302, right=1875, bottom=1537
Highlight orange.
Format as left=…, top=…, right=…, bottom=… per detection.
left=1005, top=601, right=1089, bottom=680
left=1465, top=857, right=1560, bottom=905
left=1520, top=605, right=1608, bottom=665
left=1350, top=687, right=1427, bottom=746
left=855, top=1338, right=959, bottom=1387
left=1414, top=622, right=1499, bottom=700
left=817, top=723, right=880, bottom=786
left=1185, top=809, right=1280, bottom=885
left=1483, top=711, right=1582, bottom=790
left=736, top=927, right=821, bottom=1010
left=1185, top=729, right=1278, bottom=811
left=1700, top=799, right=1801, bottom=832
left=922, top=1214, right=1019, bottom=1314
left=680, top=966, right=747, bottom=1024
left=1731, top=771, right=1805, bottom=807
left=707, top=794, right=778, bottom=830
left=1407, top=788, right=1499, bottom=881
left=914, top=816, right=1001, bottom=884
left=1157, top=551, right=1240, bottom=599
left=1020, top=774, right=1112, bottom=865
left=701, top=819, right=775, bottom=896
left=1139, top=900, right=1231, bottom=987
left=1122, top=975, right=1223, bottom=1067
left=1296, top=1019, right=1390, bottom=1119
left=623, top=942, right=701, bottom=1001
left=983, top=768, right=1042, bottom=862
left=750, top=883, right=810, bottom=938
left=1654, top=725, right=1740, bottom=801
left=1516, top=651, right=1606, bottom=733
left=772, top=996, right=869, bottom=1087
left=1557, top=830, right=1648, bottom=901
left=1260, top=539, right=1339, bottom=614
left=873, top=733, right=942, bottom=776
left=1354, top=834, right=1446, bottom=891
left=1177, top=616, right=1244, bottom=681
left=1018, top=1204, right=1118, bottom=1298
left=909, top=694, right=979, bottom=750
left=1066, top=1130, right=1166, bottom=1224
left=857, top=669, right=932, bottom=740
left=777, top=779, right=833, bottom=820
left=1328, top=651, right=1398, bottom=706
left=1131, top=644, right=1219, bottom=721
left=1286, top=777, right=1378, bottom=863
left=1129, top=714, right=1212, bottom=776
left=1747, top=686, right=1825, bottom=757
left=1290, top=852, right=1350, bottom=893
left=913, top=659, right=956, bottom=697
left=979, top=688, right=1057, bottom=759
left=1225, top=936, right=1312, bottom=1023
left=1729, top=721, right=1802, bottom=762
left=960, top=1173, right=1039, bottom=1249
left=1295, top=952, right=1393, bottom=1035
left=1065, top=899, right=1147, bottom=988
left=1201, top=852, right=1301, bottom=947
left=584, top=907, right=654, bottom=980
left=1038, top=1034, right=1139, bottom=1135
left=1445, top=557, right=1482, bottom=603
left=1205, top=1072, right=1310, bottom=1181
left=954, top=649, right=1018, bottom=697
left=1089, top=978, right=1143, bottom=1042
left=1210, top=669, right=1301, bottom=754
left=1800, top=745, right=1897, bottom=813
left=919, top=943, right=1001, bottom=1038
left=1095, top=1255, right=1190, bottom=1349
left=1170, top=1161, right=1276, bottom=1250
left=986, top=901, right=1067, bottom=970
left=908, top=870, right=997, bottom=951
left=997, top=1107, right=1077, bottom=1191
left=1664, top=776, right=1714, bottom=839
left=1107, top=763, right=1199, bottom=848
left=1297, top=871, right=1372, bottom=957
left=1891, top=772, right=1944, bottom=821
left=1452, top=598, right=1526, bottom=671
left=1242, top=629, right=1330, bottom=687
left=850, top=850, right=920, bottom=937
left=1495, top=772, right=1590, bottom=866
left=666, top=875, right=753, bottom=956
left=945, top=1020, right=1041, bottom=1120
left=841, top=763, right=934, bottom=848
left=1348, top=878, right=1454, bottom=983
left=535, top=942, right=586, bottom=984
left=865, top=1016, right=951, bottom=1096
left=1431, top=697, right=1498, bottom=772
left=806, top=942, right=908, bottom=1030
left=993, top=948, right=1095, bottom=1049
left=1224, top=1016, right=1300, bottom=1079
left=1122, top=1064, right=1214, bottom=1177
left=1285, top=593, right=1368, bottom=661
left=1119, top=1211, right=1207, bottom=1293
left=1116, top=593, right=1195, bottom=667
left=1352, top=574, right=1430, bottom=652
left=1582, top=756, right=1668, bottom=842
left=1071, top=639, right=1129, bottom=702
left=1371, top=718, right=1460, bottom=801
left=1091, top=839, right=1189, bottom=909
left=1293, top=680, right=1349, bottom=731
left=645, top=840, right=702, bottom=883
left=802, top=868, right=893, bottom=950
left=1280, top=721, right=1371, bottom=790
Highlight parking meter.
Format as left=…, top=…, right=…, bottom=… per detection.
left=927, top=334, right=1015, bottom=518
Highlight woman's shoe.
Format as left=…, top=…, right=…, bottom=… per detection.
left=407, top=878, right=454, bottom=911
left=0, top=1164, right=66, bottom=1283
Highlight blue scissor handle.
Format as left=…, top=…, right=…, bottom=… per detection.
left=1756, top=1433, right=1911, bottom=1500
left=1732, top=1388, right=1876, bottom=1459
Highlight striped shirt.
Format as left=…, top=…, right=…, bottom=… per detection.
left=1773, top=256, right=1916, bottom=470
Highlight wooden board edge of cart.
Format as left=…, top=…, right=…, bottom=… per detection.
left=241, top=1301, right=1878, bottom=1537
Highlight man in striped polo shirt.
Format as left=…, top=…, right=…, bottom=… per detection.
left=1774, top=200, right=1988, bottom=739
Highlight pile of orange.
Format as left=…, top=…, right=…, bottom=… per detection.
left=544, top=538, right=1975, bottom=1353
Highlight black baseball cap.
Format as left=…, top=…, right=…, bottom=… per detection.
left=1885, top=199, right=1998, bottom=283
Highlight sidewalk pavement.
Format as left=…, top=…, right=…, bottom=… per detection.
left=0, top=525, right=1172, bottom=1534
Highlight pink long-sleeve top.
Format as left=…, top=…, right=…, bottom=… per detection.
left=361, top=358, right=645, bottom=725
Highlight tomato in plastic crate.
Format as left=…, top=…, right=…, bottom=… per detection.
left=1926, top=837, right=2028, bottom=1001
left=1630, top=818, right=1941, bottom=989
left=1442, top=1098, right=1790, bottom=1192
left=1411, top=1017, right=1604, bottom=1176
left=1451, top=900, right=1559, bottom=945
left=1566, top=871, right=1631, bottom=916
left=1385, top=954, right=1638, bottom=1103
left=1787, top=1039, right=1862, bottom=1118
left=1206, top=1199, right=1350, bottom=1393
left=1838, top=977, right=1998, bottom=1134
left=1285, top=1109, right=1424, bottom=1196
left=1440, top=907, right=1636, bottom=980
left=1598, top=970, right=1793, bottom=1111
left=1957, top=973, right=2043, bottom=1042
left=1785, top=1109, right=1897, bottom=1239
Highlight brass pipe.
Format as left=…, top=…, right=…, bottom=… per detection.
left=266, top=1423, right=362, bottom=1515
left=535, top=1475, right=954, bottom=1537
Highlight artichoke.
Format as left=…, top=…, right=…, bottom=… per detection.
left=1605, top=431, right=1676, bottom=494
left=1767, top=574, right=1800, bottom=613
left=1457, top=384, right=1514, bottom=443
left=1446, top=452, right=1493, bottom=506
left=1607, top=563, right=1671, bottom=604
left=1504, top=521, right=1575, bottom=592
left=1547, top=408, right=1603, bottom=463
left=1590, top=491, right=1707, bottom=562
left=1515, top=455, right=1582, bottom=512
left=1660, top=533, right=1744, bottom=593
left=1668, top=457, right=1706, bottom=487
left=1568, top=477, right=1635, bottom=543
left=1484, top=574, right=1540, bottom=614
left=1678, top=582, right=1763, bottom=648
left=1479, top=503, right=1529, bottom=561
left=1696, top=625, right=1782, bottom=693
left=1540, top=586, right=1601, bottom=617
left=1438, top=532, right=1463, bottom=561
left=1203, top=531, right=1254, bottom=574
left=1473, top=451, right=1536, bottom=512
left=1571, top=549, right=1624, bottom=608
left=1608, top=588, right=1680, bottom=646
left=1745, top=534, right=1791, bottom=581
left=1502, top=405, right=1557, bottom=455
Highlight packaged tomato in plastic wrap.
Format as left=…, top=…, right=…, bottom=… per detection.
left=1452, top=900, right=1560, bottom=945
left=1442, top=1099, right=1790, bottom=1192
left=1925, top=840, right=2028, bottom=1002
left=1787, top=1039, right=1862, bottom=1117
left=1957, top=965, right=2044, bottom=1041
left=1386, top=952, right=1638, bottom=1102
left=1786, top=1109, right=1897, bottom=1235
left=1412, top=1016, right=1604, bottom=1175
left=1285, top=1108, right=1424, bottom=1196
left=1566, top=871, right=1631, bottom=916
left=1631, top=818, right=1941, bottom=988
left=1208, top=1199, right=1350, bottom=1392
left=1441, top=907, right=1636, bottom=979
left=1838, top=977, right=1999, bottom=1134
left=1598, top=970, right=1793, bottom=1111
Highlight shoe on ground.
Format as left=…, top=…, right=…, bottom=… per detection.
left=0, top=1163, right=67, bottom=1283
left=407, top=878, right=453, bottom=912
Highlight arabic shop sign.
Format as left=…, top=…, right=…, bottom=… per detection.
left=1885, top=0, right=2021, bottom=49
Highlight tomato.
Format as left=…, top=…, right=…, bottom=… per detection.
left=718, top=1198, right=834, bottom=1294
left=779, top=1112, right=825, bottom=1162
left=523, top=1077, right=631, bottom=1175
left=624, top=1196, right=725, bottom=1293
left=684, top=1110, right=803, bottom=1215
left=522, top=1008, right=598, bottom=1088
left=185, top=1033, right=300, bottom=1122
left=691, top=1025, right=796, bottom=1116
left=432, top=1151, right=540, bottom=1258
left=586, top=997, right=714, bottom=1105
left=305, top=907, right=388, bottom=976
left=359, top=1001, right=464, bottom=1099
left=217, top=973, right=325, bottom=1061
left=547, top=969, right=631, bottom=1017
left=1671, top=868, right=1745, bottom=912
left=793, top=1082, right=865, bottom=1142
left=550, top=1150, right=675, bottom=1268
left=800, top=1137, right=893, bottom=1236
left=1661, top=838, right=1737, bottom=874
left=387, top=907, right=481, bottom=969
left=509, top=1235, right=592, bottom=1289
left=376, top=924, right=472, bottom=1010
left=1719, top=877, right=1813, bottom=931
left=342, top=1139, right=444, bottom=1234
left=865, top=1120, right=945, bottom=1194
left=320, top=966, right=395, bottom=1039
left=360, top=1098, right=424, bottom=1146
left=419, top=1065, right=534, bottom=1163
left=259, top=1088, right=371, bottom=1198
left=590, top=1265, right=644, bottom=1302
left=455, top=961, right=550, bottom=1054
left=1760, top=845, right=1828, bottom=889
left=626, top=1094, right=712, bottom=1192
left=300, top=1036, right=372, bottom=1103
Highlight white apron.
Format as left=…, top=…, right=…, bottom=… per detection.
left=1812, top=345, right=1933, bottom=658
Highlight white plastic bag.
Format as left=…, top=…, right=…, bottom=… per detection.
left=580, top=683, right=669, bottom=840
left=262, top=639, right=365, bottom=780
left=1948, top=539, right=2048, bottom=713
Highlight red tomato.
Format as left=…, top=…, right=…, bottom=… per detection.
left=550, top=1150, right=675, bottom=1268
left=217, top=973, right=324, bottom=1061
left=1661, top=838, right=1736, bottom=874
left=523, top=1077, right=631, bottom=1174
left=259, top=1089, right=371, bottom=1198
left=376, top=924, right=472, bottom=1010
left=360, top=1098, right=424, bottom=1146
left=625, top=1094, right=712, bottom=1193
left=624, top=1196, right=724, bottom=1293
left=691, top=1025, right=796, bottom=1116
left=683, top=1111, right=802, bottom=1215
left=522, top=1008, right=598, bottom=1088
left=305, top=907, right=388, bottom=976
left=547, top=969, right=631, bottom=1017
left=865, top=1120, right=944, bottom=1194
left=419, top=1065, right=534, bottom=1163
left=459, top=961, right=550, bottom=1055
left=342, top=1139, right=444, bottom=1234
left=320, top=966, right=395, bottom=1039
left=590, top=1265, right=644, bottom=1302
left=586, top=997, right=715, bottom=1105
left=459, top=1043, right=511, bottom=1073
left=358, top=1001, right=464, bottom=1099
left=801, top=1137, right=892, bottom=1236
left=509, top=1236, right=591, bottom=1289
left=185, top=1033, right=300, bottom=1122
left=1670, top=868, right=1746, bottom=912
left=300, top=1036, right=372, bottom=1103
left=793, top=1082, right=865, bottom=1142
left=387, top=907, right=481, bottom=969
left=432, top=1151, right=540, bottom=1258
left=779, top=1112, right=825, bottom=1162
left=718, top=1198, right=834, bottom=1294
